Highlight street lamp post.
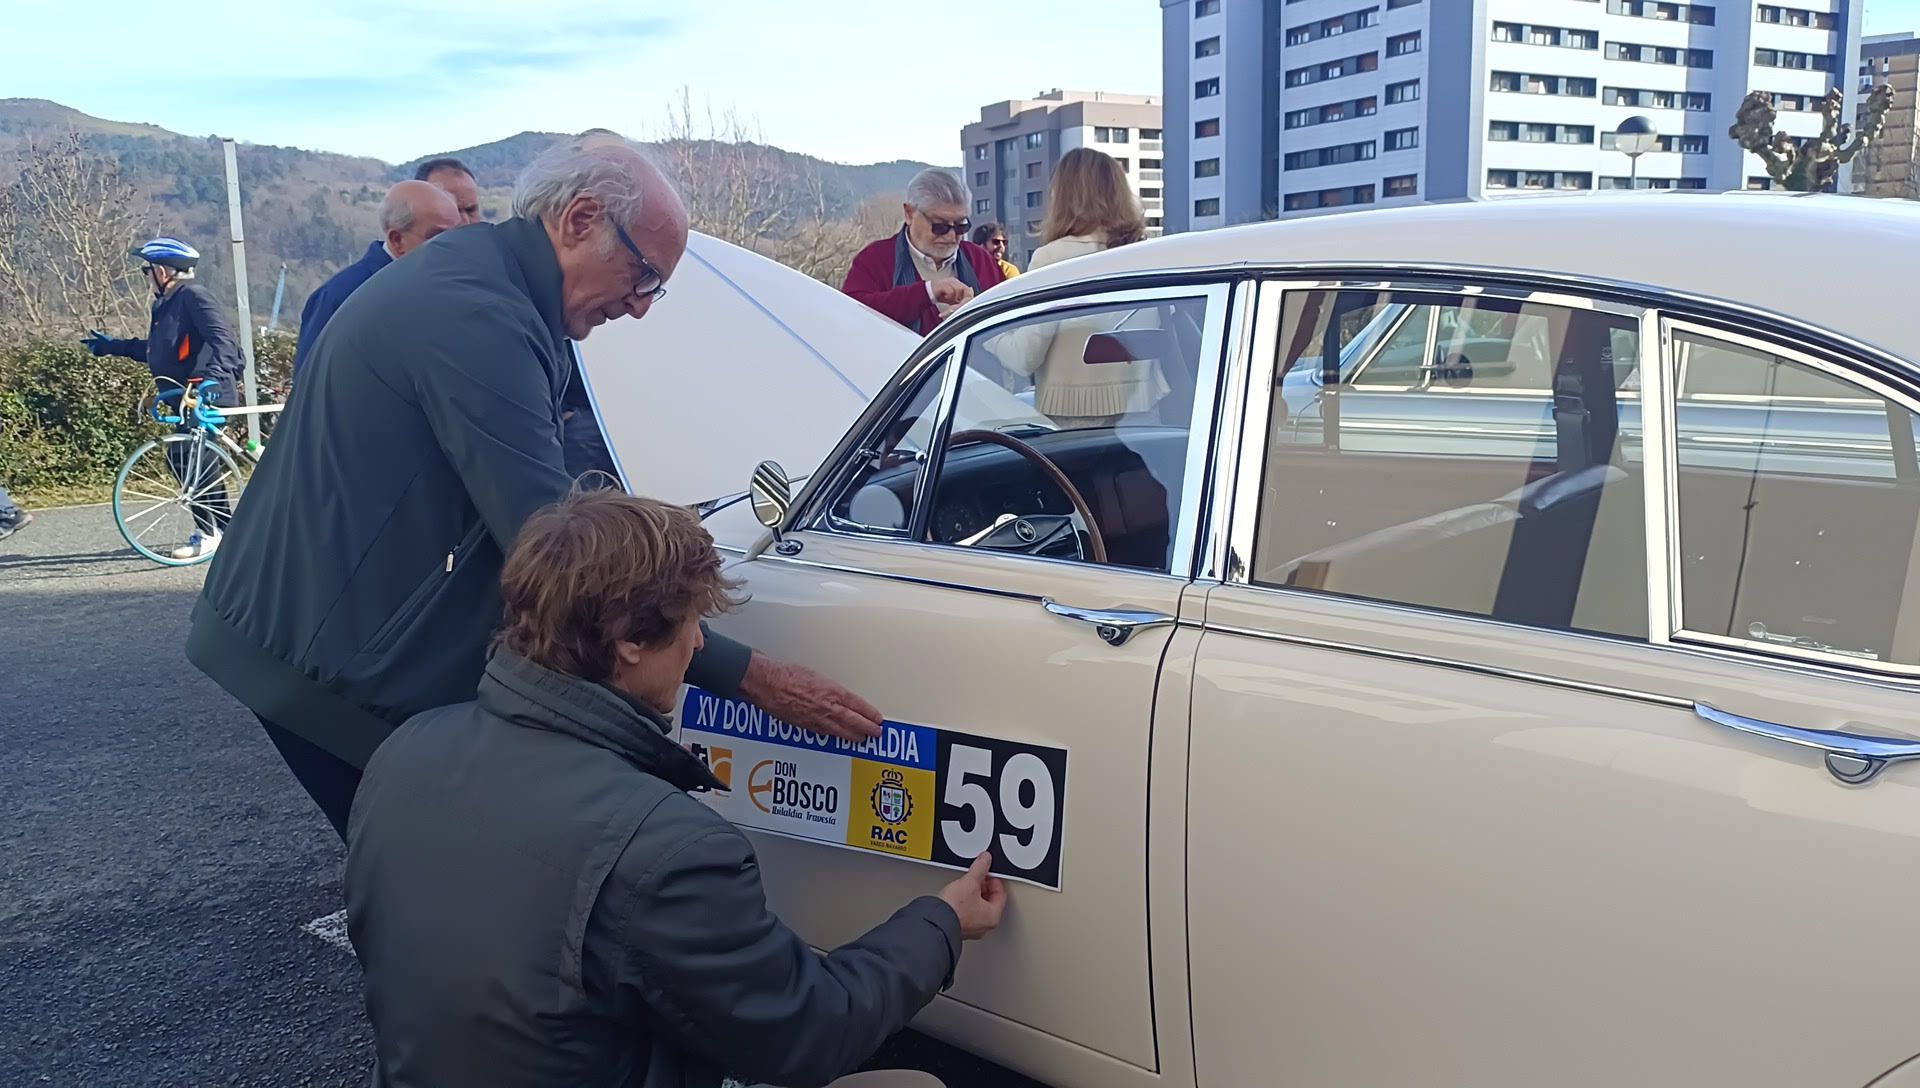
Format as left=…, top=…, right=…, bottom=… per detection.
left=1616, top=114, right=1660, bottom=190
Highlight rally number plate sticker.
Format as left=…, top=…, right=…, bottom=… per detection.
left=679, top=687, right=1068, bottom=891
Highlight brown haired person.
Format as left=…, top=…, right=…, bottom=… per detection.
left=989, top=148, right=1167, bottom=430
left=345, top=490, right=1007, bottom=1088
left=969, top=222, right=1020, bottom=280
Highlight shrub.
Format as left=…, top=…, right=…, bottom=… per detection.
left=0, top=338, right=159, bottom=493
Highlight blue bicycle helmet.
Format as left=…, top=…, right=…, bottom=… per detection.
left=136, top=237, right=200, bottom=271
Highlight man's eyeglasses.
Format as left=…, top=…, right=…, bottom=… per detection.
left=610, top=218, right=668, bottom=304
left=926, top=217, right=972, bottom=237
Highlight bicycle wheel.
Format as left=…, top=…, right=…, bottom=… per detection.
left=113, top=432, right=245, bottom=567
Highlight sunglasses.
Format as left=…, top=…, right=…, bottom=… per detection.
left=609, top=217, right=668, bottom=304
left=925, top=217, right=972, bottom=237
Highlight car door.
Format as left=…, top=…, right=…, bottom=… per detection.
left=1186, top=278, right=1920, bottom=1087
left=683, top=282, right=1239, bottom=1084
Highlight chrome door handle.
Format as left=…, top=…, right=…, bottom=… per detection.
left=1041, top=599, right=1174, bottom=647
left=1696, top=703, right=1920, bottom=786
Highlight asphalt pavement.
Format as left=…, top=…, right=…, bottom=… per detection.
left=0, top=505, right=1042, bottom=1088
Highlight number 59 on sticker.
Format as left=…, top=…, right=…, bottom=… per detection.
left=932, top=732, right=1069, bottom=889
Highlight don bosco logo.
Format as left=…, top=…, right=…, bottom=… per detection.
left=688, top=743, right=733, bottom=789
left=749, top=759, right=839, bottom=816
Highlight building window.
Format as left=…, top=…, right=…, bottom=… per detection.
left=1285, top=140, right=1379, bottom=171
left=1095, top=126, right=1132, bottom=144
left=1196, top=77, right=1221, bottom=98
left=973, top=145, right=989, bottom=161
left=1385, top=127, right=1419, bottom=151
left=1282, top=183, right=1378, bottom=212
left=1491, top=71, right=1599, bottom=97
left=1287, top=51, right=1381, bottom=89
left=1023, top=132, right=1045, bottom=150
left=1196, top=36, right=1221, bottom=58
left=1494, top=23, right=1599, bottom=49
left=1025, top=192, right=1044, bottom=208
left=1384, top=174, right=1418, bottom=197
left=975, top=199, right=991, bottom=214
left=1116, top=157, right=1132, bottom=171
left=1601, top=176, right=1711, bottom=190
left=1607, top=86, right=1712, bottom=110
left=1387, top=32, right=1421, bottom=57
left=1502, top=122, right=1595, bottom=144
left=1195, top=197, right=1222, bottom=217
left=1488, top=169, right=1590, bottom=190
left=1195, top=157, right=1222, bottom=178
left=1757, top=5, right=1835, bottom=29
left=1387, top=79, right=1420, bottom=104
left=1025, top=162, right=1041, bottom=179
left=1608, top=0, right=1716, bottom=23
left=1025, top=219, right=1043, bottom=235
left=1755, top=49, right=1836, bottom=72
left=1141, top=187, right=1163, bottom=198
left=974, top=171, right=989, bottom=186
left=1196, top=118, right=1221, bottom=138
left=1143, top=128, right=1162, bottom=140
left=1285, top=95, right=1380, bottom=130
left=1196, top=0, right=1220, bottom=15
left=1607, top=42, right=1715, bottom=68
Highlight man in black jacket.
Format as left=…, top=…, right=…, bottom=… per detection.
left=88, top=236, right=246, bottom=560
left=348, top=490, right=1005, bottom=1088
left=187, top=139, right=884, bottom=839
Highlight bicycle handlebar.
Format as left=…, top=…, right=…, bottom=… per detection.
left=145, top=380, right=228, bottom=429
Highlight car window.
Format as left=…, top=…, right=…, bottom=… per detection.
left=826, top=351, right=953, bottom=535
left=1671, top=330, right=1920, bottom=667
left=918, top=295, right=1213, bottom=573
left=1254, top=287, right=1649, bottom=639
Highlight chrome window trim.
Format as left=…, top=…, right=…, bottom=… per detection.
left=799, top=281, right=1238, bottom=579
left=1640, top=307, right=1677, bottom=647
left=1195, top=279, right=1258, bottom=584
left=1222, top=281, right=1285, bottom=585
left=1659, top=316, right=1920, bottom=679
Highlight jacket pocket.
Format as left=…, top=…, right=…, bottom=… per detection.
left=361, top=521, right=489, bottom=657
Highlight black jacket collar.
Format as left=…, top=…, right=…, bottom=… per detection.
left=477, top=649, right=723, bottom=793
left=493, top=218, right=569, bottom=349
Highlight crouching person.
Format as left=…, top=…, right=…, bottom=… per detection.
left=345, top=489, right=1007, bottom=1088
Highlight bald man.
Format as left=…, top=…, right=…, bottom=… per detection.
left=292, top=180, right=461, bottom=374
left=189, top=137, right=885, bottom=841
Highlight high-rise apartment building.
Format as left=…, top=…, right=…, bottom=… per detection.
left=1161, top=0, right=1866, bottom=231
left=960, top=91, right=1166, bottom=267
left=1854, top=33, right=1920, bottom=200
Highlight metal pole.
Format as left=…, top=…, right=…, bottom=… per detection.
left=221, top=138, right=261, bottom=449
left=1629, top=154, right=1640, bottom=189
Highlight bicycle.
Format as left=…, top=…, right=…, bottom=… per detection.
left=111, top=379, right=281, bottom=567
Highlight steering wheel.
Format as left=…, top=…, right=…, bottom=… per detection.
left=937, top=429, right=1108, bottom=564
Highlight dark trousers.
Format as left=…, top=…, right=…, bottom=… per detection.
left=169, top=426, right=234, bottom=535
left=258, top=716, right=362, bottom=842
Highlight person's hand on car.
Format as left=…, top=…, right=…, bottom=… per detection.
left=938, top=852, right=1009, bottom=940
left=737, top=653, right=884, bottom=741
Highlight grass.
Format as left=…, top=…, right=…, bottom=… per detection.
left=14, top=483, right=115, bottom=508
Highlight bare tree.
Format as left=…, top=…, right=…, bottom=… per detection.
left=653, top=90, right=870, bottom=284
left=0, top=133, right=151, bottom=337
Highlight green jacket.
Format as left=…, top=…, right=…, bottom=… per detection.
left=186, top=218, right=750, bottom=766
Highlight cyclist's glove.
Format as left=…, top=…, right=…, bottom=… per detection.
left=82, top=331, right=114, bottom=357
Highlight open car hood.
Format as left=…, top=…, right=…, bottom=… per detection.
left=577, top=232, right=919, bottom=549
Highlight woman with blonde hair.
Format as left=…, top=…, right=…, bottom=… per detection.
left=991, top=148, right=1168, bottom=429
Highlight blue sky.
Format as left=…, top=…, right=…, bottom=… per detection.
left=2, top=0, right=1162, bottom=166
left=7, top=1, right=1919, bottom=167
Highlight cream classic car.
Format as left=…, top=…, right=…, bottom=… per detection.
left=581, top=193, right=1920, bottom=1088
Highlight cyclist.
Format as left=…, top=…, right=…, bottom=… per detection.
left=86, top=237, right=245, bottom=560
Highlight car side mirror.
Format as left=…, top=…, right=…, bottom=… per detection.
left=1084, top=329, right=1175, bottom=365
left=750, top=460, right=794, bottom=532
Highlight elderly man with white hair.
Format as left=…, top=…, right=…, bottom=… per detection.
left=843, top=168, right=1005, bottom=334
left=187, top=136, right=886, bottom=842
left=291, top=179, right=461, bottom=374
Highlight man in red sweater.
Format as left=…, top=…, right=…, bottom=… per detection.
left=843, top=169, right=1005, bottom=335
